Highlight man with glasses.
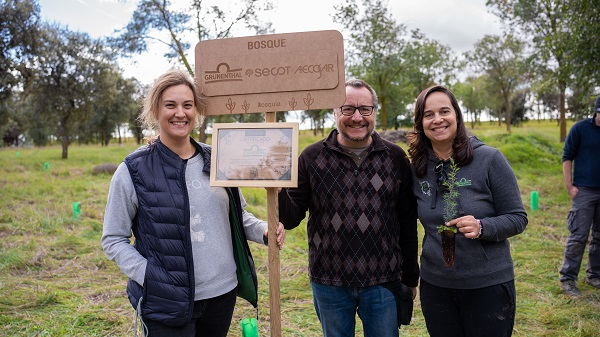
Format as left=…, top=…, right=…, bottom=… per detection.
left=278, top=79, right=418, bottom=337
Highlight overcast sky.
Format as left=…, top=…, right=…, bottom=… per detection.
left=37, top=0, right=503, bottom=85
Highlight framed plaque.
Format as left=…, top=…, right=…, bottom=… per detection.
left=210, top=122, right=299, bottom=187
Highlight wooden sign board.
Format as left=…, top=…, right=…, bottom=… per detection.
left=195, top=30, right=345, bottom=116
left=209, top=122, right=299, bottom=187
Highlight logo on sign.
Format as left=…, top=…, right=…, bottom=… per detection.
left=205, top=63, right=243, bottom=84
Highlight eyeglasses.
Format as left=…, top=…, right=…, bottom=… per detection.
left=434, top=160, right=449, bottom=191
left=339, top=105, right=375, bottom=116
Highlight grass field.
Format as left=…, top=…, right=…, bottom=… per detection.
left=0, top=120, right=599, bottom=336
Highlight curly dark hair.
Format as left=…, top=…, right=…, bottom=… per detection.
left=407, top=85, right=473, bottom=178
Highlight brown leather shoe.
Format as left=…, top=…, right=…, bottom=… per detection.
left=560, top=280, right=581, bottom=297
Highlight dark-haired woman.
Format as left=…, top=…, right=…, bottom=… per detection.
left=407, top=85, right=527, bottom=337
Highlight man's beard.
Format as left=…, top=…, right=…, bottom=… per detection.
left=339, top=128, right=372, bottom=143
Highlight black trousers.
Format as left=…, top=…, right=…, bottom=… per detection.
left=420, top=279, right=516, bottom=337
left=143, top=287, right=237, bottom=337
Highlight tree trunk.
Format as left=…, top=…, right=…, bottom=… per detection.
left=505, top=92, right=512, bottom=133
left=59, top=119, right=69, bottom=159
left=470, top=109, right=475, bottom=129
left=559, top=82, right=566, bottom=142
left=61, top=139, right=69, bottom=159
left=497, top=110, right=502, bottom=127
left=380, top=95, right=387, bottom=130
left=198, top=121, right=208, bottom=143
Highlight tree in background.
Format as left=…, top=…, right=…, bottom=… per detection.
left=0, top=0, right=39, bottom=99
left=453, top=76, right=488, bottom=129
left=508, top=88, right=530, bottom=126
left=391, top=30, right=457, bottom=129
left=469, top=34, right=526, bottom=132
left=486, top=0, right=584, bottom=141
left=567, top=88, right=596, bottom=121
left=1, top=1, right=143, bottom=151
left=333, top=0, right=409, bottom=130
left=28, top=24, right=116, bottom=158
left=112, top=0, right=273, bottom=71
left=83, top=69, right=141, bottom=146
left=538, top=89, right=561, bottom=122
left=110, top=77, right=143, bottom=145
left=564, top=1, right=600, bottom=90
left=127, top=82, right=148, bottom=145
left=301, top=109, right=330, bottom=136
left=481, top=78, right=505, bottom=125
left=0, top=0, right=41, bottom=145
left=403, top=29, right=457, bottom=97
left=333, top=0, right=457, bottom=130
left=111, top=0, right=275, bottom=141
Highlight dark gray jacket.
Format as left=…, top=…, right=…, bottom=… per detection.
left=412, top=136, right=528, bottom=289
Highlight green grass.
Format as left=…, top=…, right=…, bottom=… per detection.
left=1, top=120, right=599, bottom=336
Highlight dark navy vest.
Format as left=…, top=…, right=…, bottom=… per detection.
left=123, top=138, right=257, bottom=327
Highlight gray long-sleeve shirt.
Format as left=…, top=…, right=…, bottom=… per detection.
left=102, top=154, right=267, bottom=300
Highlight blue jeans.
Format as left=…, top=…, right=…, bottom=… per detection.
left=311, top=281, right=398, bottom=337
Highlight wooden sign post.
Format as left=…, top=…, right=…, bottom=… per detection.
left=196, top=30, right=345, bottom=337
left=265, top=111, right=281, bottom=336
left=209, top=120, right=297, bottom=337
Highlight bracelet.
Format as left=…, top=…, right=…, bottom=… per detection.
left=475, top=219, right=483, bottom=239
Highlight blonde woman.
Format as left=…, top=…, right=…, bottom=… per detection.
left=102, top=69, right=284, bottom=337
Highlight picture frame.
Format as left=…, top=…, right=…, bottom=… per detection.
left=210, top=122, right=299, bottom=187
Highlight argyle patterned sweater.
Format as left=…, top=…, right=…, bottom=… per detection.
left=278, top=130, right=419, bottom=288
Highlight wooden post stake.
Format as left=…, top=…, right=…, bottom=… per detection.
left=265, top=111, right=281, bottom=337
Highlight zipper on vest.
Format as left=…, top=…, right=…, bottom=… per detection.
left=180, top=159, right=195, bottom=322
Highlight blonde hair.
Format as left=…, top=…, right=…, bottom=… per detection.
left=139, top=69, right=205, bottom=132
